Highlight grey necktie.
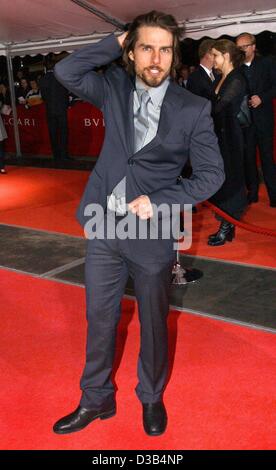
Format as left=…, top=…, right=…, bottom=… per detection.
left=210, top=71, right=215, bottom=82
left=134, top=90, right=151, bottom=152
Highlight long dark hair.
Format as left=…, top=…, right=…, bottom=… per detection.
left=122, top=10, right=184, bottom=79
left=213, top=39, right=245, bottom=68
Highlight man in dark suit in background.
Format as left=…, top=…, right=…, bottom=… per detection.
left=236, top=32, right=276, bottom=206
left=53, top=10, right=224, bottom=437
left=40, top=60, right=70, bottom=161
left=178, top=64, right=189, bottom=88
left=187, top=39, right=219, bottom=103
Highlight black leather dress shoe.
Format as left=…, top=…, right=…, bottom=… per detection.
left=142, top=402, right=167, bottom=436
left=270, top=200, right=276, bottom=208
left=53, top=404, right=116, bottom=434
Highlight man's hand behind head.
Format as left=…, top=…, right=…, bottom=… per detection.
left=117, top=31, right=128, bottom=49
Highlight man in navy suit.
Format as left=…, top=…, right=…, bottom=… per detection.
left=53, top=10, right=224, bottom=436
left=39, top=60, right=70, bottom=161
left=236, top=32, right=276, bottom=206
left=187, top=39, right=219, bottom=104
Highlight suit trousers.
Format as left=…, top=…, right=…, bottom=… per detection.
left=243, top=123, right=276, bottom=201
left=46, top=111, right=68, bottom=160
left=80, top=220, right=174, bottom=409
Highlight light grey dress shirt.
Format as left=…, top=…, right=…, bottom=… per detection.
left=107, top=76, right=170, bottom=215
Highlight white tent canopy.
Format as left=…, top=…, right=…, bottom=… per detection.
left=0, top=0, right=276, bottom=57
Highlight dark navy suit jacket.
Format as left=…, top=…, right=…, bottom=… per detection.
left=240, top=56, right=276, bottom=131
left=40, top=70, right=69, bottom=115
left=187, top=66, right=218, bottom=104
left=55, top=34, right=224, bottom=259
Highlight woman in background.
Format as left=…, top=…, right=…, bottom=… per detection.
left=208, top=39, right=247, bottom=246
left=24, top=77, right=42, bottom=108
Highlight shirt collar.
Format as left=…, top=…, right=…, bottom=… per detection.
left=200, top=64, right=212, bottom=77
left=135, top=76, right=170, bottom=110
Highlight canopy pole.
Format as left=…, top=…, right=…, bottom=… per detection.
left=70, top=0, right=126, bottom=30
left=6, top=47, right=22, bottom=158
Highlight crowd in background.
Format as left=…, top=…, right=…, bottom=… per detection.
left=0, top=33, right=276, bottom=247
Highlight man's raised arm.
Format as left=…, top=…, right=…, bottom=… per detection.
left=54, top=32, right=128, bottom=109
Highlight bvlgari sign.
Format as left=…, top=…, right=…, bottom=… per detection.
left=4, top=117, right=36, bottom=127
left=4, top=102, right=105, bottom=157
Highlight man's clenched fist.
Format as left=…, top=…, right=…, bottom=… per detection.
left=128, top=195, right=153, bottom=220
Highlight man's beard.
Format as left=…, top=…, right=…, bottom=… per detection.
left=136, top=66, right=171, bottom=88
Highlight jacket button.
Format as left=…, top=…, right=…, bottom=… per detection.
left=128, top=158, right=135, bottom=166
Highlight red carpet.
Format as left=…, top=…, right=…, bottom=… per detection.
left=1, top=268, right=275, bottom=450
left=0, top=166, right=86, bottom=237
left=0, top=166, right=275, bottom=267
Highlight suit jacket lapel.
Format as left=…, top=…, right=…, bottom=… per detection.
left=126, top=88, right=135, bottom=155
left=200, top=66, right=213, bottom=85
left=112, top=73, right=134, bottom=157
left=250, top=57, right=259, bottom=90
